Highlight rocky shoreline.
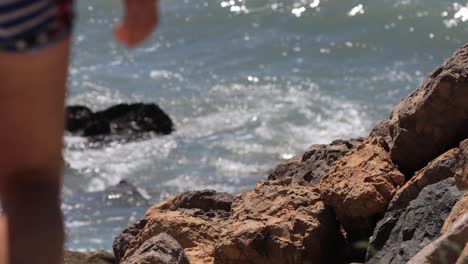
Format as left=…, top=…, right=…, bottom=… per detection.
left=65, top=44, right=468, bottom=263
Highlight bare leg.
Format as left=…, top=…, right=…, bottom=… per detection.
left=0, top=39, right=70, bottom=264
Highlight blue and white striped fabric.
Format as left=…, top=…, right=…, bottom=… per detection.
left=0, top=0, right=73, bottom=52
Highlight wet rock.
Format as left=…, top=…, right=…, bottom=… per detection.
left=407, top=214, right=468, bottom=264
left=366, top=178, right=463, bottom=264
left=64, top=250, right=115, bottom=264
left=66, top=103, right=174, bottom=138
left=388, top=148, right=458, bottom=211
left=442, top=193, right=468, bottom=235
left=371, top=45, right=468, bottom=176
left=455, top=139, right=468, bottom=191
left=319, top=137, right=405, bottom=242
left=214, top=180, right=345, bottom=264
left=115, top=190, right=233, bottom=264
left=121, top=233, right=190, bottom=264
left=268, top=138, right=364, bottom=186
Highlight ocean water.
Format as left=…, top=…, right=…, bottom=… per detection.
left=63, top=0, right=468, bottom=251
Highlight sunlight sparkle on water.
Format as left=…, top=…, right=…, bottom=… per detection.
left=348, top=4, right=365, bottom=17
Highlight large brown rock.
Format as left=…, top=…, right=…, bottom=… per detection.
left=388, top=148, right=458, bottom=211
left=455, top=139, right=468, bottom=191
left=121, top=233, right=190, bottom=264
left=268, top=138, right=363, bottom=186
left=407, top=214, right=468, bottom=264
left=442, top=193, right=468, bottom=235
left=64, top=250, right=115, bottom=264
left=116, top=190, right=233, bottom=264
left=214, top=180, right=345, bottom=264
left=319, top=137, right=405, bottom=241
left=372, top=44, right=468, bottom=176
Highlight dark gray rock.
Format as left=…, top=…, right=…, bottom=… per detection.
left=103, top=180, right=150, bottom=208
left=121, top=233, right=190, bottom=264
left=268, top=138, right=364, bottom=186
left=66, top=103, right=174, bottom=139
left=366, top=178, right=463, bottom=264
left=64, top=250, right=115, bottom=264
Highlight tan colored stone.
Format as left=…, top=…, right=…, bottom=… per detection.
left=389, top=148, right=459, bottom=211
left=455, top=139, right=468, bottom=191
left=214, top=180, right=345, bottom=264
left=319, top=136, right=404, bottom=240
left=442, top=193, right=468, bottom=235
left=119, top=191, right=234, bottom=264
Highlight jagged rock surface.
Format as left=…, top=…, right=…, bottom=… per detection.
left=319, top=137, right=405, bottom=241
left=407, top=214, right=468, bottom=264
left=371, top=45, right=468, bottom=176
left=366, top=178, right=463, bottom=264
left=388, top=148, right=458, bottom=211
left=115, top=190, right=233, bottom=264
left=268, top=138, right=363, bottom=186
left=214, top=180, right=345, bottom=264
left=442, top=193, right=468, bottom=235
left=121, top=233, right=190, bottom=264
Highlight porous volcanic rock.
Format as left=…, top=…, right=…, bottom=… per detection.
left=121, top=233, right=190, bottom=264
left=366, top=178, right=463, bottom=264
left=268, top=138, right=364, bottom=186
left=407, top=214, right=468, bottom=264
left=442, top=193, right=468, bottom=235
left=455, top=139, right=468, bottom=191
left=66, top=103, right=174, bottom=138
left=319, top=136, right=405, bottom=241
left=113, top=218, right=149, bottom=261
left=388, top=148, right=458, bottom=211
left=115, top=190, right=233, bottom=264
left=214, top=180, right=345, bottom=264
left=171, top=190, right=233, bottom=212
left=64, top=250, right=115, bottom=264
left=371, top=45, right=468, bottom=176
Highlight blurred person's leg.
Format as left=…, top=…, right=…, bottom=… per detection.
left=0, top=38, right=70, bottom=264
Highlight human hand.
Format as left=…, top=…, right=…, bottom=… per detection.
left=114, top=0, right=159, bottom=47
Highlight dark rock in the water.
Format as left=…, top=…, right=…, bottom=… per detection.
left=371, top=44, right=468, bottom=177
left=121, top=233, right=190, bottom=264
left=113, top=218, right=149, bottom=261
left=66, top=103, right=174, bottom=138
left=64, top=250, right=115, bottom=264
left=103, top=180, right=150, bottom=207
left=172, top=189, right=234, bottom=212
left=366, top=178, right=463, bottom=264
left=268, top=138, right=364, bottom=186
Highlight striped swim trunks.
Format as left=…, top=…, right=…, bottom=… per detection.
left=0, top=0, right=73, bottom=52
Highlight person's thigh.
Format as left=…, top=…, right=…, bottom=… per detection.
left=0, top=39, right=70, bottom=186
